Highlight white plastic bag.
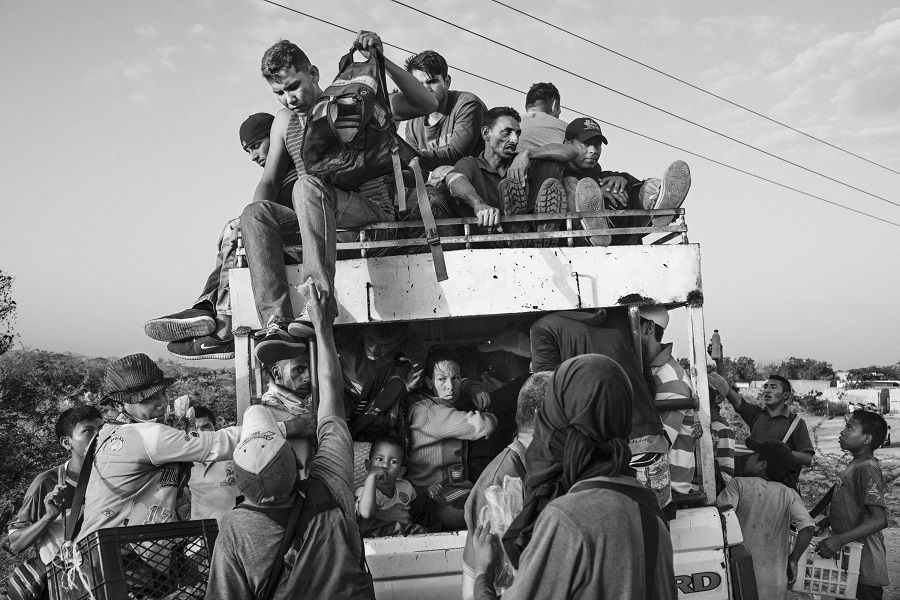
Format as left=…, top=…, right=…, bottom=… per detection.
left=477, top=475, right=524, bottom=590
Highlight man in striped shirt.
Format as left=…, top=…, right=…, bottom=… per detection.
left=709, top=395, right=736, bottom=491
left=144, top=113, right=297, bottom=361
left=638, top=306, right=698, bottom=511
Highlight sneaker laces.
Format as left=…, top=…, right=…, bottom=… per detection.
left=254, top=315, right=285, bottom=339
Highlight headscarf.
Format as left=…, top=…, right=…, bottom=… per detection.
left=503, top=354, right=634, bottom=566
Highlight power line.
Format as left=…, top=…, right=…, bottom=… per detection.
left=255, top=0, right=900, bottom=229
left=488, top=0, right=900, bottom=178
left=386, top=0, right=900, bottom=210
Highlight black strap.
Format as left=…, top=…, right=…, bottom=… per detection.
left=809, top=484, right=836, bottom=519
left=569, top=480, right=663, bottom=596
left=259, top=490, right=307, bottom=600
left=64, top=431, right=99, bottom=542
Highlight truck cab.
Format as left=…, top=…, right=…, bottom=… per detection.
left=228, top=208, right=756, bottom=599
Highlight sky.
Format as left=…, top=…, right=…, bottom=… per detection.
left=1, top=0, right=899, bottom=370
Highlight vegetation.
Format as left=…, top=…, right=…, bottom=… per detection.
left=0, top=270, right=16, bottom=356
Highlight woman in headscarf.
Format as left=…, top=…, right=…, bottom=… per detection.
left=471, top=354, right=676, bottom=599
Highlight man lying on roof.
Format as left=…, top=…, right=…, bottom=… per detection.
left=242, top=30, right=436, bottom=361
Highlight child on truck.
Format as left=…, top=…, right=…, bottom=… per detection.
left=716, top=438, right=815, bottom=600
left=355, top=436, right=425, bottom=536
left=816, top=411, right=889, bottom=600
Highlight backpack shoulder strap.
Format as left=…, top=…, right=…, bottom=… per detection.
left=781, top=413, right=801, bottom=444
left=259, top=488, right=308, bottom=600
left=568, top=479, right=663, bottom=596
left=64, top=431, right=99, bottom=541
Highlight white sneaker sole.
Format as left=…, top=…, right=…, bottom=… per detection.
left=652, top=160, right=691, bottom=227
left=144, top=315, right=215, bottom=342
left=574, top=179, right=612, bottom=247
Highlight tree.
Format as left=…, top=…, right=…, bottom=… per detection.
left=773, top=356, right=835, bottom=380
left=723, top=356, right=758, bottom=382
left=0, top=270, right=16, bottom=356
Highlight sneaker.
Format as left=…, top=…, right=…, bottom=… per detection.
left=534, top=178, right=564, bottom=248
left=144, top=307, right=215, bottom=342
left=286, top=307, right=316, bottom=340
left=574, top=178, right=612, bottom=247
left=498, top=178, right=529, bottom=246
left=167, top=335, right=235, bottom=360
left=254, top=318, right=307, bottom=364
left=651, top=160, right=691, bottom=227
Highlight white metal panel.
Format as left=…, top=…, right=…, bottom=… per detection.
left=230, top=244, right=702, bottom=328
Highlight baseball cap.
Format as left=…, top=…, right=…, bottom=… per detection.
left=746, top=438, right=798, bottom=484
left=564, top=117, right=608, bottom=145
left=233, top=405, right=297, bottom=505
left=256, top=339, right=308, bottom=367
left=477, top=330, right=531, bottom=358
left=239, top=113, right=274, bottom=150
left=639, top=305, right=670, bottom=330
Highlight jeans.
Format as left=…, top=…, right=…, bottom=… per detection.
left=195, top=217, right=240, bottom=315
left=240, top=174, right=394, bottom=325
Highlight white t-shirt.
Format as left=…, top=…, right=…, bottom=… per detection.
left=354, top=478, right=416, bottom=514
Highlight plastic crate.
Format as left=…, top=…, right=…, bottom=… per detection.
left=48, top=519, right=218, bottom=600
left=792, top=536, right=862, bottom=599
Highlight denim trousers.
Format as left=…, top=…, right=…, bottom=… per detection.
left=240, top=174, right=394, bottom=325
left=195, top=217, right=240, bottom=315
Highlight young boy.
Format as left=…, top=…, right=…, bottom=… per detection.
left=355, top=437, right=423, bottom=536
left=7, top=406, right=103, bottom=565
left=817, top=411, right=889, bottom=600
left=716, top=438, right=816, bottom=600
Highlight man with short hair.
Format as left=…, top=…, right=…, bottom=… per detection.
left=460, top=371, right=551, bottom=600
left=243, top=32, right=436, bottom=356
left=187, top=406, right=239, bottom=524
left=144, top=113, right=297, bottom=360
left=8, top=406, right=102, bottom=566
left=711, top=371, right=814, bottom=490
left=446, top=106, right=578, bottom=244
left=517, top=82, right=567, bottom=151
left=637, top=305, right=698, bottom=512
left=78, top=353, right=313, bottom=540
left=206, top=281, right=376, bottom=599
left=403, top=50, right=486, bottom=176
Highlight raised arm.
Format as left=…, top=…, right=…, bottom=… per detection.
left=414, top=94, right=485, bottom=171
left=354, top=31, right=437, bottom=120
left=306, top=280, right=343, bottom=420
left=252, top=108, right=293, bottom=205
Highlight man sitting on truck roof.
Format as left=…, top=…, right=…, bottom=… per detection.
left=517, top=82, right=567, bottom=151
left=446, top=106, right=579, bottom=247
left=471, top=355, right=676, bottom=599
left=245, top=32, right=436, bottom=355
left=461, top=371, right=551, bottom=600
left=144, top=113, right=297, bottom=361
left=524, top=117, right=692, bottom=246
left=407, top=354, right=497, bottom=530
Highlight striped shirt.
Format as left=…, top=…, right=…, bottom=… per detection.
left=710, top=415, right=736, bottom=484
left=649, top=343, right=697, bottom=494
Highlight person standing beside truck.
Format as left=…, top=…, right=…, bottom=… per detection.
left=710, top=372, right=814, bottom=490
left=471, top=355, right=676, bottom=599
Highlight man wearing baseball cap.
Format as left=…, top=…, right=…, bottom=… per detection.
left=143, top=113, right=298, bottom=360
left=635, top=305, right=698, bottom=516
left=206, top=282, right=376, bottom=599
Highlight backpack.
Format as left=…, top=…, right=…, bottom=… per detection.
left=301, top=46, right=417, bottom=195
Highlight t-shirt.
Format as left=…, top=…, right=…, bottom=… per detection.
left=448, top=153, right=510, bottom=215
left=404, top=90, right=486, bottom=172
left=716, top=476, right=815, bottom=600
left=354, top=478, right=416, bottom=513
left=517, top=111, right=567, bottom=151
left=498, top=475, right=676, bottom=599
left=830, top=457, right=889, bottom=586
left=735, top=402, right=814, bottom=489
left=8, top=463, right=75, bottom=564
left=648, top=343, right=696, bottom=494
left=205, top=416, right=374, bottom=600
left=80, top=422, right=241, bottom=540
left=462, top=437, right=527, bottom=576
left=189, top=460, right=238, bottom=524
left=710, top=416, right=736, bottom=485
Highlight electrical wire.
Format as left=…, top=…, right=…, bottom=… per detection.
left=255, top=0, right=900, bottom=228
left=386, top=0, right=900, bottom=210
left=488, top=0, right=900, bottom=178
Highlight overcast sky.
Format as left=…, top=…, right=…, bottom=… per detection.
left=2, top=0, right=899, bottom=370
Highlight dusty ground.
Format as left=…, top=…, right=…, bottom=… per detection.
left=786, top=413, right=900, bottom=599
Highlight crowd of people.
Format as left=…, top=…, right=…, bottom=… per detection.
left=5, top=30, right=890, bottom=600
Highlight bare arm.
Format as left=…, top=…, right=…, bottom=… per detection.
left=792, top=450, right=813, bottom=467
left=818, top=504, right=889, bottom=558
left=252, top=108, right=293, bottom=205
left=355, top=31, right=437, bottom=120
left=305, top=280, right=343, bottom=421
left=8, top=488, right=64, bottom=554
left=357, top=472, right=380, bottom=519
left=446, top=172, right=500, bottom=228
left=788, top=525, right=815, bottom=585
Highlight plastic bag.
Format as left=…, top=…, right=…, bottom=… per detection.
left=477, top=475, right=524, bottom=590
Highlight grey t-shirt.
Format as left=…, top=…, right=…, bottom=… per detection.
left=205, top=417, right=374, bottom=600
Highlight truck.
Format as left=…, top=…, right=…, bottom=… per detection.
left=228, top=206, right=757, bottom=599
